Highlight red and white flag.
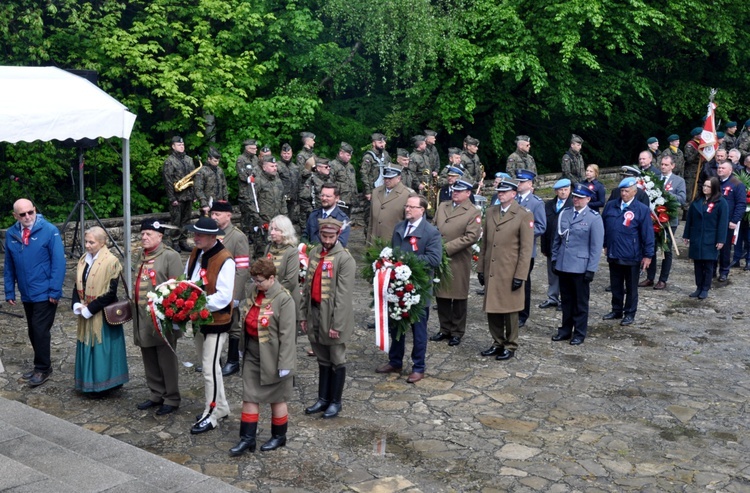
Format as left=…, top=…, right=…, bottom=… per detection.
left=699, top=101, right=718, bottom=161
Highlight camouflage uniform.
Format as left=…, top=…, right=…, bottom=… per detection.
left=506, top=150, right=536, bottom=176
left=300, top=171, right=330, bottom=224
left=683, top=139, right=702, bottom=203
left=459, top=151, right=481, bottom=184
left=425, top=143, right=440, bottom=173
left=738, top=127, right=750, bottom=159
left=409, top=148, right=431, bottom=191
left=279, top=157, right=301, bottom=224
left=248, top=168, right=287, bottom=258
left=561, top=150, right=585, bottom=183
left=163, top=149, right=195, bottom=245
left=657, top=147, right=686, bottom=177
left=330, top=158, right=358, bottom=209
left=194, top=164, right=228, bottom=211
left=236, top=151, right=258, bottom=233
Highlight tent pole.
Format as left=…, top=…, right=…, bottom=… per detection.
left=123, top=138, right=132, bottom=293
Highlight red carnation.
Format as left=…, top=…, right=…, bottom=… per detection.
left=190, top=313, right=199, bottom=321
left=167, top=293, right=177, bottom=303
left=200, top=309, right=210, bottom=319
left=165, top=308, right=175, bottom=318
left=175, top=298, right=185, bottom=307
left=185, top=300, right=195, bottom=309
left=405, top=283, right=414, bottom=292
left=189, top=292, right=199, bottom=301
left=173, top=286, right=183, bottom=296
left=399, top=300, right=406, bottom=307
left=402, top=312, right=409, bottom=318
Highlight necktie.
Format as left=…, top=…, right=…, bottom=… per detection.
left=385, top=189, right=390, bottom=196
left=322, top=211, right=328, bottom=219
left=501, top=209, right=506, bottom=217
left=405, top=224, right=413, bottom=237
left=621, top=202, right=627, bottom=211
left=573, top=211, right=579, bottom=221
left=22, top=227, right=30, bottom=246
left=556, top=199, right=563, bottom=212
left=516, top=195, right=521, bottom=204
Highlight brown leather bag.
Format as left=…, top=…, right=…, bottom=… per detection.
left=103, top=271, right=133, bottom=325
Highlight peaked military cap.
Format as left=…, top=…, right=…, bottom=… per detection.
left=446, top=166, right=464, bottom=176
left=210, top=200, right=233, bottom=213
left=553, top=178, right=571, bottom=189
left=515, top=169, right=536, bottom=181
left=185, top=216, right=224, bottom=235
left=451, top=180, right=473, bottom=192
left=570, top=134, right=584, bottom=144
left=620, top=165, right=642, bottom=177
left=383, top=165, right=402, bottom=178
left=339, top=142, right=354, bottom=153
left=572, top=183, right=595, bottom=198
left=495, top=180, right=518, bottom=192
left=371, top=132, right=386, bottom=141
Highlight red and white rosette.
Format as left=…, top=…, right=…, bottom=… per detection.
left=623, top=210, right=634, bottom=227
left=373, top=262, right=393, bottom=352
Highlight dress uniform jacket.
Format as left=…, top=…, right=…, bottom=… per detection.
left=368, top=182, right=410, bottom=242
left=517, top=192, right=546, bottom=258
left=194, top=164, right=228, bottom=209
left=133, top=243, right=184, bottom=347
left=541, top=196, right=573, bottom=257
left=301, top=241, right=356, bottom=345
left=683, top=198, right=730, bottom=259
left=264, top=243, right=300, bottom=321
left=239, top=280, right=296, bottom=386
left=433, top=200, right=482, bottom=300
left=163, top=153, right=195, bottom=203
left=477, top=202, right=534, bottom=313
left=552, top=206, right=604, bottom=274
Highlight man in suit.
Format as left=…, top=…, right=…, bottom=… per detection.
left=716, top=160, right=747, bottom=282
left=514, top=169, right=546, bottom=327
left=640, top=154, right=686, bottom=290
left=539, top=179, right=572, bottom=310
left=368, top=165, right=411, bottom=243
left=477, top=180, right=534, bottom=361
left=550, top=184, right=604, bottom=345
left=376, top=194, right=442, bottom=383
left=601, top=177, right=655, bottom=326
left=303, top=183, right=351, bottom=247
left=638, top=150, right=660, bottom=176
left=430, top=180, right=482, bottom=346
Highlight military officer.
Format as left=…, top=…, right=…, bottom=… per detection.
left=506, top=135, right=536, bottom=176
left=430, top=180, right=482, bottom=346
left=361, top=133, right=391, bottom=236
left=301, top=218, right=356, bottom=419
left=278, top=143, right=300, bottom=226
left=409, top=135, right=431, bottom=192
left=163, top=136, right=196, bottom=252
left=646, top=137, right=661, bottom=162
left=368, top=165, right=410, bottom=243
left=514, top=169, right=546, bottom=328
left=539, top=178, right=573, bottom=310
left=296, top=132, right=316, bottom=169
left=722, top=121, right=738, bottom=151
left=249, top=155, right=287, bottom=258
left=657, top=134, right=685, bottom=177
left=236, top=139, right=259, bottom=235
left=300, top=157, right=333, bottom=226
left=424, top=129, right=440, bottom=173
left=438, top=166, right=465, bottom=204
left=460, top=136, right=482, bottom=184
left=396, top=148, right=413, bottom=193
left=477, top=179, right=534, bottom=361
left=330, top=142, right=358, bottom=209
left=194, top=147, right=228, bottom=216
left=438, top=148, right=465, bottom=187
left=684, top=127, right=703, bottom=202
left=561, top=134, right=585, bottom=183
left=550, top=184, right=604, bottom=345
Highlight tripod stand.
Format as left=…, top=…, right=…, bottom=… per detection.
left=60, top=148, right=124, bottom=259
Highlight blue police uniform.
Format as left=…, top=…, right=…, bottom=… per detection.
left=515, top=169, right=546, bottom=326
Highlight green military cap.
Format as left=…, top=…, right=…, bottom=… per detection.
left=424, top=129, right=437, bottom=137
left=646, top=137, right=658, bottom=144
left=171, top=135, right=184, bottom=144
left=726, top=121, right=737, bottom=129
left=281, top=142, right=292, bottom=151
left=465, top=136, right=480, bottom=146
left=571, top=134, right=584, bottom=144
left=412, top=135, right=426, bottom=143
left=447, top=147, right=461, bottom=156
left=243, top=139, right=257, bottom=147
left=717, top=131, right=725, bottom=138
left=667, top=134, right=680, bottom=142
left=371, top=132, right=386, bottom=142
left=207, top=147, right=221, bottom=159
left=339, top=142, right=354, bottom=153
left=515, top=135, right=530, bottom=143
left=691, top=127, right=702, bottom=137
left=300, top=131, right=316, bottom=141
left=262, top=155, right=276, bottom=163
left=396, top=148, right=409, bottom=158
left=314, top=157, right=330, bottom=166
left=260, top=145, right=271, bottom=152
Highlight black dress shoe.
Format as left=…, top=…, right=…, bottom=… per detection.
left=21, top=370, right=35, bottom=380
left=28, top=371, right=51, bottom=387
left=538, top=300, right=558, bottom=309
left=620, top=315, right=635, bottom=326
left=221, top=360, right=240, bottom=377
left=604, top=285, right=612, bottom=292
left=480, top=346, right=503, bottom=357
left=689, top=289, right=701, bottom=298
left=448, top=336, right=461, bottom=346
left=429, top=332, right=450, bottom=342
left=551, top=333, right=571, bottom=342
left=191, top=417, right=216, bottom=435
left=718, top=275, right=728, bottom=282
left=475, top=288, right=486, bottom=295
left=495, top=349, right=515, bottom=361
left=569, top=336, right=584, bottom=345
left=556, top=305, right=562, bottom=311
left=137, top=399, right=162, bottom=410
left=602, top=312, right=623, bottom=320
left=518, top=319, right=526, bottom=328
left=156, top=404, right=178, bottom=415
left=698, top=290, right=708, bottom=299
left=194, top=366, right=203, bottom=373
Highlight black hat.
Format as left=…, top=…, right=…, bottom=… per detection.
left=339, top=142, right=354, bottom=153
left=141, top=218, right=167, bottom=234
left=185, top=217, right=224, bottom=235
left=171, top=136, right=184, bottom=144
left=572, top=183, right=595, bottom=198
left=207, top=147, right=221, bottom=159
left=210, top=200, right=233, bottom=213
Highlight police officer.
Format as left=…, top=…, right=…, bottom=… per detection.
left=539, top=178, right=573, bottom=310
left=194, top=147, right=228, bottom=216
left=249, top=155, right=287, bottom=258
left=550, top=184, right=604, bottom=345
left=163, top=136, right=195, bottom=251
left=360, top=133, right=391, bottom=236
left=236, top=139, right=259, bottom=235
left=506, top=135, right=536, bottom=176
left=514, top=169, right=546, bottom=328
left=330, top=142, right=358, bottom=209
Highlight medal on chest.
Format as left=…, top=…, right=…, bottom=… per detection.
left=199, top=268, right=208, bottom=285
left=409, top=236, right=418, bottom=252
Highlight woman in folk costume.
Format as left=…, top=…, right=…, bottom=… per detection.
left=71, top=226, right=129, bottom=393
left=264, top=215, right=300, bottom=320
left=230, top=258, right=296, bottom=456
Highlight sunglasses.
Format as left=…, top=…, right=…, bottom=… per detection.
left=17, top=210, right=35, bottom=218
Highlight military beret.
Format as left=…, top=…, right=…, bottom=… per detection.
left=318, top=217, right=343, bottom=234
left=383, top=165, right=402, bottom=178
left=424, top=129, right=437, bottom=137
left=691, top=127, right=703, bottom=137
left=171, top=136, right=184, bottom=144
left=571, top=134, right=584, bottom=144
left=281, top=143, right=292, bottom=151
left=495, top=179, right=518, bottom=192
left=447, top=166, right=464, bottom=176
left=141, top=218, right=166, bottom=234
left=553, top=178, right=572, bottom=190
left=745, top=119, right=750, bottom=128
left=619, top=177, right=638, bottom=188
left=397, top=148, right=409, bottom=158
left=451, top=180, right=474, bottom=192
left=371, top=132, right=386, bottom=142
left=465, top=136, right=480, bottom=146
left=207, top=147, right=221, bottom=159
left=717, top=131, right=725, bottom=138
left=515, top=135, right=531, bottom=143
left=448, top=147, right=461, bottom=156
left=667, top=134, right=680, bottom=142
left=314, top=157, right=330, bottom=166
left=185, top=216, right=224, bottom=235
left=646, top=137, right=658, bottom=144
left=495, top=172, right=512, bottom=180
left=572, top=183, right=595, bottom=198
left=210, top=200, right=233, bottom=213
left=412, top=135, right=426, bottom=143
left=262, top=155, right=276, bottom=163
left=726, top=121, right=737, bottom=128
left=515, top=169, right=536, bottom=181
left=300, top=132, right=316, bottom=141
left=339, top=142, right=354, bottom=153
left=243, top=139, right=257, bottom=147
left=620, top=165, right=642, bottom=177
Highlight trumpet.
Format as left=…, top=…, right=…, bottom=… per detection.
left=174, top=157, right=203, bottom=192
left=423, top=168, right=439, bottom=212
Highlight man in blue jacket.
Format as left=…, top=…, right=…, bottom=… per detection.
left=303, top=183, right=351, bottom=246
left=4, top=198, right=66, bottom=387
left=601, top=179, right=654, bottom=326
left=716, top=161, right=747, bottom=282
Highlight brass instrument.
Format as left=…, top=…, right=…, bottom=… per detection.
left=477, top=164, right=485, bottom=195
left=423, top=168, right=439, bottom=212
left=174, top=157, right=203, bottom=192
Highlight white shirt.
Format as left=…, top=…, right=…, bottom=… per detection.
left=185, top=242, right=236, bottom=313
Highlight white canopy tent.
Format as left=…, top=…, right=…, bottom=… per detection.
left=0, top=66, right=137, bottom=290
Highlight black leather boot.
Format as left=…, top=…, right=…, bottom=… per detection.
left=221, top=337, right=241, bottom=376
left=304, top=365, right=332, bottom=414
left=229, top=421, right=257, bottom=456
left=260, top=422, right=287, bottom=451
left=323, top=366, right=346, bottom=419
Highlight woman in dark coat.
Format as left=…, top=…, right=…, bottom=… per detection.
left=683, top=177, right=729, bottom=299
left=584, top=164, right=607, bottom=213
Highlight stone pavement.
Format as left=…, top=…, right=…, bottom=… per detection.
left=1, top=225, right=750, bottom=492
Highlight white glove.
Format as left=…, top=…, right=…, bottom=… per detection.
left=253, top=226, right=259, bottom=232
left=247, top=176, right=252, bottom=184
left=81, top=306, right=93, bottom=319
left=73, top=303, right=83, bottom=315
left=278, top=369, right=291, bottom=378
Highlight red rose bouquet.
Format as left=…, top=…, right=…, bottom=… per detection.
left=147, top=275, right=213, bottom=338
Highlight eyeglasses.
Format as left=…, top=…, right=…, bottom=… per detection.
left=404, top=205, right=424, bottom=210
left=17, top=210, right=35, bottom=218
left=252, top=277, right=268, bottom=284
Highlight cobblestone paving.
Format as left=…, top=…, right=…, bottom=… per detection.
left=1, top=225, right=749, bottom=492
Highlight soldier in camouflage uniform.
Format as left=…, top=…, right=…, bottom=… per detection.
left=248, top=155, right=287, bottom=258
left=300, top=157, right=333, bottom=227
left=506, top=135, right=536, bottom=176
left=438, top=147, right=465, bottom=188
left=657, top=134, right=686, bottom=177
left=561, top=134, right=585, bottom=183
left=330, top=142, right=358, bottom=211
left=424, top=129, right=440, bottom=173
left=721, top=122, right=738, bottom=151
left=194, top=147, right=229, bottom=216
left=409, top=135, right=431, bottom=193
left=163, top=135, right=195, bottom=252
left=296, top=132, right=316, bottom=171
left=395, top=149, right=412, bottom=192
left=460, top=136, right=482, bottom=184
left=279, top=143, right=301, bottom=225
left=738, top=120, right=750, bottom=160
left=360, top=133, right=391, bottom=235
left=236, top=139, right=259, bottom=235
left=683, top=127, right=703, bottom=203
